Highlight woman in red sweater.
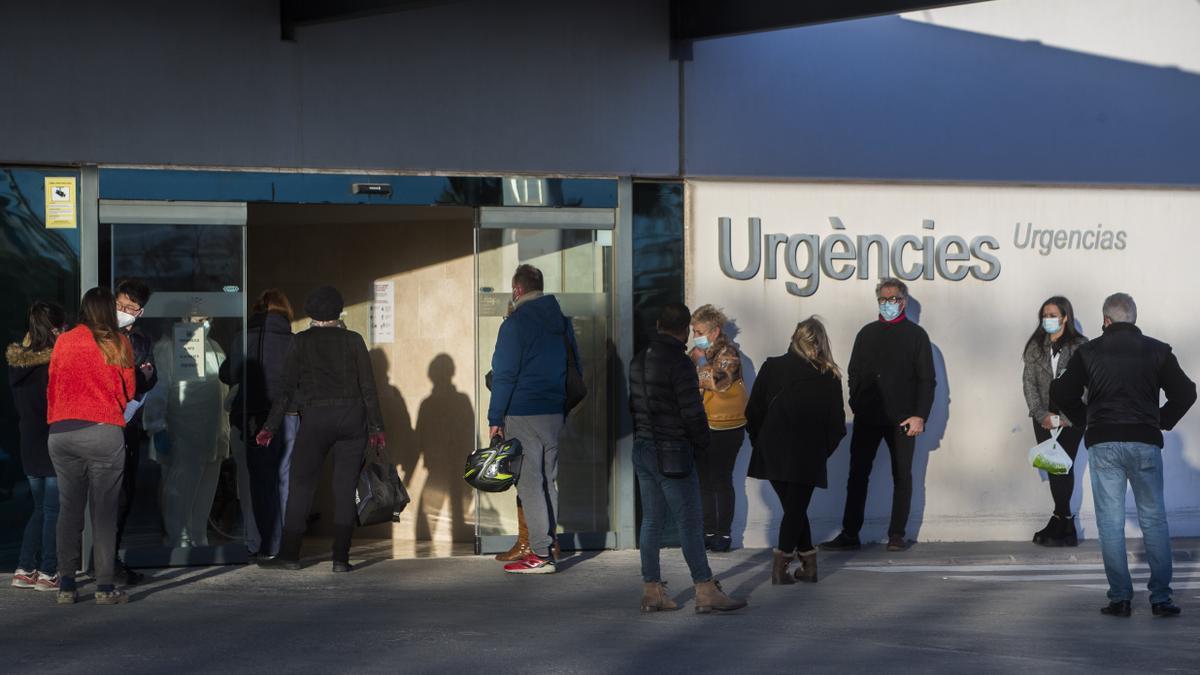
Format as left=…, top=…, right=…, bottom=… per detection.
left=46, top=287, right=136, bottom=605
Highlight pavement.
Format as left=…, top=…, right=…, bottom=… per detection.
left=3, top=538, right=1199, bottom=674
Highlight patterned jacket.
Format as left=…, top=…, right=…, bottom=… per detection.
left=1021, top=334, right=1086, bottom=424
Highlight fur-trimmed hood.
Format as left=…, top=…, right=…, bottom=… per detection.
left=7, top=341, right=53, bottom=388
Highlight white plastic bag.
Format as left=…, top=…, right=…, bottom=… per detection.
left=1029, top=428, right=1072, bottom=475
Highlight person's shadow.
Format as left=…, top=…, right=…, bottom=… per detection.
left=413, top=354, right=476, bottom=543
left=902, top=296, right=949, bottom=542
left=362, top=349, right=415, bottom=540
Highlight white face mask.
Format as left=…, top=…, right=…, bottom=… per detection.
left=117, top=311, right=138, bottom=328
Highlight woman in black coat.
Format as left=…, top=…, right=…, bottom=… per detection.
left=6, top=301, right=66, bottom=590
left=747, top=316, right=846, bottom=585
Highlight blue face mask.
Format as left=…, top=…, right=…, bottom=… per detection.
left=879, top=301, right=903, bottom=321
left=1042, top=317, right=1062, bottom=334
left=693, top=335, right=711, bottom=350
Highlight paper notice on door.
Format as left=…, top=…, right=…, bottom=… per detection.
left=174, top=323, right=206, bottom=380
left=371, top=280, right=395, bottom=344
left=44, top=177, right=77, bottom=229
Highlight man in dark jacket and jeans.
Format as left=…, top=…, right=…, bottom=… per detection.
left=1052, top=292, right=1196, bottom=618
left=489, top=265, right=581, bottom=575
left=628, top=303, right=745, bottom=613
left=822, top=278, right=935, bottom=553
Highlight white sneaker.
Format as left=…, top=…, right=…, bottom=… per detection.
left=11, top=569, right=37, bottom=588
left=33, top=573, right=60, bottom=592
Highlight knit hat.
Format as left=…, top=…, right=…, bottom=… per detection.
left=304, top=286, right=344, bottom=321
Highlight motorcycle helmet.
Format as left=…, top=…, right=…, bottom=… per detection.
left=464, top=436, right=523, bottom=492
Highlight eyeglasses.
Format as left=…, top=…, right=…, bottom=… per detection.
left=877, top=297, right=902, bottom=306
left=116, top=302, right=142, bottom=314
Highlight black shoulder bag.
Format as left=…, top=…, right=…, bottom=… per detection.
left=639, top=346, right=693, bottom=478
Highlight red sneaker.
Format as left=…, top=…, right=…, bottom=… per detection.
left=503, top=553, right=556, bottom=575
left=34, top=573, right=60, bottom=592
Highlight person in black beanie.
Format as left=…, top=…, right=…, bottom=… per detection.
left=256, top=286, right=386, bottom=572
left=821, top=278, right=935, bottom=553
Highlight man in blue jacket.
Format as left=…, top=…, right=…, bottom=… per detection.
left=489, top=264, right=581, bottom=574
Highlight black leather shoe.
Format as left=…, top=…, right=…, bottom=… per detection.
left=258, top=557, right=301, bottom=571
left=1151, top=601, right=1181, bottom=617
left=119, top=561, right=145, bottom=585
left=819, top=532, right=861, bottom=551
left=332, top=561, right=353, bottom=573
left=1100, top=600, right=1132, bottom=617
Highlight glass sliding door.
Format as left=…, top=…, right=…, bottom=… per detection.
left=475, top=207, right=615, bottom=553
left=99, top=200, right=247, bottom=566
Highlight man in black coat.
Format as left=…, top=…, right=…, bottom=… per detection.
left=627, top=302, right=745, bottom=613
left=114, top=278, right=157, bottom=584
left=1051, top=292, right=1195, bottom=618
left=821, top=278, right=935, bottom=552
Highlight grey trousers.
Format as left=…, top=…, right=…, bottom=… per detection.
left=507, top=414, right=564, bottom=556
left=48, top=424, right=125, bottom=586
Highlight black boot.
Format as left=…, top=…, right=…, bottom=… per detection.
left=332, top=525, right=353, bottom=566
left=1032, top=515, right=1061, bottom=546
left=263, top=530, right=304, bottom=569
left=1058, top=515, right=1078, bottom=547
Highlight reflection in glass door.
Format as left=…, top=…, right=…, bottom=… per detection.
left=475, top=208, right=614, bottom=552
left=99, top=201, right=247, bottom=566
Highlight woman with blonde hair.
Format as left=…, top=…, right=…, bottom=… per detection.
left=689, top=304, right=748, bottom=552
left=746, top=316, right=846, bottom=584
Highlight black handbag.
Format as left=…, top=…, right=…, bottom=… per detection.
left=638, top=345, right=693, bottom=478
left=356, top=447, right=410, bottom=527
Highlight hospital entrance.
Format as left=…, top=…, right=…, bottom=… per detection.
left=99, top=198, right=615, bottom=566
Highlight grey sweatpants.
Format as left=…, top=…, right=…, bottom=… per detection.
left=49, top=424, right=125, bottom=586
left=506, top=414, right=564, bottom=556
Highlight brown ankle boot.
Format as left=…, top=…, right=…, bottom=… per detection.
left=794, top=549, right=818, bottom=583
left=640, top=581, right=678, bottom=613
left=495, top=506, right=531, bottom=561
left=771, top=549, right=797, bottom=585
left=694, top=579, right=747, bottom=614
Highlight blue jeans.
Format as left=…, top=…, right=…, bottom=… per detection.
left=18, top=476, right=59, bottom=575
left=1089, top=442, right=1173, bottom=604
left=633, top=438, right=712, bottom=584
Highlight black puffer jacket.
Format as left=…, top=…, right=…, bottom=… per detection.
left=629, top=333, right=710, bottom=450
left=263, top=325, right=385, bottom=435
left=220, top=311, right=294, bottom=429
left=1051, top=323, right=1196, bottom=448
left=746, top=349, right=846, bottom=488
left=6, top=343, right=55, bottom=477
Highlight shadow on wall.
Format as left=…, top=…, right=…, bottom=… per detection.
left=358, top=349, right=415, bottom=540
left=685, top=15, right=1200, bottom=184
left=410, top=354, right=476, bottom=543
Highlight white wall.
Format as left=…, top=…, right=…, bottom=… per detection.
left=687, top=179, right=1200, bottom=544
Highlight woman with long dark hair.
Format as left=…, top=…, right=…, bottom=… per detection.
left=747, top=317, right=846, bottom=584
left=7, top=301, right=66, bottom=591
left=46, top=287, right=136, bottom=604
left=1021, top=295, right=1088, bottom=546
left=220, top=289, right=296, bottom=559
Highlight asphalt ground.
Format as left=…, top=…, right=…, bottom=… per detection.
left=2, top=538, right=1198, bottom=674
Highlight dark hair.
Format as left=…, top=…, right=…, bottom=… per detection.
left=657, top=302, right=692, bottom=335
left=252, top=289, right=294, bottom=322
left=1023, top=295, right=1086, bottom=357
left=26, top=301, right=66, bottom=352
left=80, top=287, right=133, bottom=368
left=115, top=278, right=152, bottom=308
left=511, top=264, right=544, bottom=292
